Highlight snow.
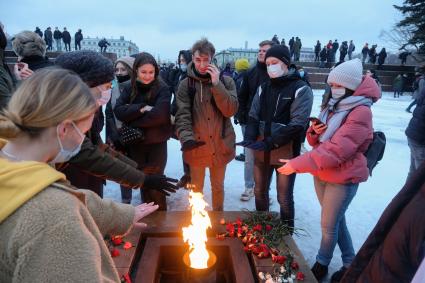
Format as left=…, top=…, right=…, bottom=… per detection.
left=102, top=90, right=414, bottom=281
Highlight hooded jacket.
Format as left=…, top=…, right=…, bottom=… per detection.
left=175, top=62, right=238, bottom=167
left=0, top=140, right=134, bottom=282
left=290, top=75, right=381, bottom=184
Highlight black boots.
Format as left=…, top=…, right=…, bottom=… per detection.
left=331, top=266, right=348, bottom=282
left=311, top=261, right=328, bottom=281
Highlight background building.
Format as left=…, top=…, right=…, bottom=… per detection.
left=79, top=36, right=139, bottom=57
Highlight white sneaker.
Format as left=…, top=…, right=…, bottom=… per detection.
left=240, top=188, right=254, bottom=201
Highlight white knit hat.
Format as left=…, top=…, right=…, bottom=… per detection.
left=327, top=58, right=363, bottom=91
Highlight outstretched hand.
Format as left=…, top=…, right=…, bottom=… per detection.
left=277, top=159, right=296, bottom=175
left=133, top=202, right=159, bottom=229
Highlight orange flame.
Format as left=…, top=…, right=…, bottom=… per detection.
left=182, top=190, right=212, bottom=269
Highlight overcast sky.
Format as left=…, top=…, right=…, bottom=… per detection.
left=1, top=0, right=404, bottom=61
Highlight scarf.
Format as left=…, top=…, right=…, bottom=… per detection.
left=318, top=96, right=373, bottom=142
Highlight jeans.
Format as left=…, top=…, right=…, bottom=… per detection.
left=254, top=161, right=296, bottom=229
left=64, top=42, right=71, bottom=51
left=190, top=165, right=226, bottom=211
left=55, top=39, right=62, bottom=51
left=407, top=137, right=425, bottom=180
left=314, top=177, right=358, bottom=267
left=75, top=41, right=81, bottom=50
left=241, top=125, right=254, bottom=189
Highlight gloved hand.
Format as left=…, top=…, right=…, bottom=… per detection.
left=235, top=140, right=254, bottom=147
left=142, top=174, right=179, bottom=196
left=181, top=140, right=206, bottom=151
left=246, top=139, right=273, bottom=151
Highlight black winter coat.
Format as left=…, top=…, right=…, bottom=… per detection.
left=406, top=87, right=425, bottom=144
left=62, top=31, right=71, bottom=43
left=320, top=48, right=327, bottom=61
left=378, top=50, right=387, bottom=65
left=44, top=30, right=52, bottom=41
left=114, top=80, right=172, bottom=145
left=20, top=55, right=53, bottom=71
left=236, top=61, right=269, bottom=124
left=53, top=30, right=62, bottom=39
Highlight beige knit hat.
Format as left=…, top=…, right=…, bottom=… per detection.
left=115, top=56, right=135, bottom=70
left=327, top=58, right=363, bottom=91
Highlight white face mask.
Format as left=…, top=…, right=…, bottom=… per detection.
left=50, top=122, right=85, bottom=164
left=267, top=64, right=285, bottom=78
left=97, top=87, right=112, bottom=106
left=331, top=87, right=346, bottom=99
left=180, top=64, right=188, bottom=72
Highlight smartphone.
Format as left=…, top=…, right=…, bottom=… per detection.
left=309, top=117, right=323, bottom=125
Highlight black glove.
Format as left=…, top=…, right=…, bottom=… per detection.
left=181, top=140, right=206, bottom=151
left=142, top=174, right=178, bottom=196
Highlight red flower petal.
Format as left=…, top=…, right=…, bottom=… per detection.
left=291, top=261, right=299, bottom=270
left=266, top=225, right=272, bottom=231
left=112, top=237, right=123, bottom=246
left=296, top=271, right=305, bottom=281
left=111, top=248, right=120, bottom=257
left=123, top=242, right=133, bottom=250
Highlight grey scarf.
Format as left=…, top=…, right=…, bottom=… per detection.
left=318, top=96, right=373, bottom=142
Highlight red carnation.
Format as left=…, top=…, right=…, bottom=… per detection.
left=226, top=223, right=235, bottom=233
left=112, top=237, right=123, bottom=246
left=235, top=218, right=243, bottom=227
left=291, top=261, right=299, bottom=270
left=266, top=225, right=272, bottom=231
left=296, top=271, right=305, bottom=281
left=253, top=224, right=262, bottom=232
left=272, top=255, right=287, bottom=264
left=123, top=242, right=133, bottom=250
left=111, top=248, right=120, bottom=257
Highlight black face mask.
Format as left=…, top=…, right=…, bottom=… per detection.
left=116, top=74, right=130, bottom=83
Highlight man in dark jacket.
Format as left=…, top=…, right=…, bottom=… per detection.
left=175, top=38, right=238, bottom=211
left=399, top=51, right=411, bottom=65
left=339, top=41, right=348, bottom=62
left=377, top=48, right=387, bottom=69
left=74, top=29, right=83, bottom=50
left=53, top=27, right=62, bottom=52
left=368, top=45, right=378, bottom=64
left=348, top=40, right=355, bottom=60
left=44, top=27, right=53, bottom=51
left=319, top=46, right=327, bottom=68
left=289, top=37, right=295, bottom=61
left=62, top=27, right=71, bottom=51
left=332, top=39, right=339, bottom=62
left=341, top=161, right=425, bottom=282
left=236, top=40, right=274, bottom=201
left=239, top=44, right=313, bottom=228
left=314, top=40, right=321, bottom=62
left=98, top=38, right=110, bottom=53
left=34, top=27, right=43, bottom=38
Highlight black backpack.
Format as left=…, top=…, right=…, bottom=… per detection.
left=364, top=131, right=386, bottom=176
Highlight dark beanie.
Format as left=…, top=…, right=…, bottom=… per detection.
left=265, top=45, right=291, bottom=66
left=55, top=51, right=114, bottom=87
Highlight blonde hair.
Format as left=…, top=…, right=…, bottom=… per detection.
left=12, top=30, right=46, bottom=58
left=0, top=68, right=97, bottom=139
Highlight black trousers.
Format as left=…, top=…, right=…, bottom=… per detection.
left=128, top=141, right=168, bottom=210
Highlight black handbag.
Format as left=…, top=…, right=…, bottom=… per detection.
left=119, top=123, right=145, bottom=146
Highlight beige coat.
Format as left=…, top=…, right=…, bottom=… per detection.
left=175, top=62, right=238, bottom=168
left=0, top=182, right=134, bottom=283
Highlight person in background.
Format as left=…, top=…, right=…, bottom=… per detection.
left=377, top=48, right=387, bottom=69
left=278, top=59, right=381, bottom=282
left=62, top=27, right=71, bottom=52
left=11, top=31, right=53, bottom=71
left=106, top=56, right=135, bottom=204
left=0, top=23, right=15, bottom=110
left=175, top=38, right=238, bottom=211
left=406, top=71, right=425, bottom=113
left=361, top=43, right=369, bottom=64
left=314, top=40, right=321, bottom=62
left=347, top=40, right=355, bottom=60
left=171, top=50, right=193, bottom=188
left=53, top=27, right=62, bottom=52
left=44, top=27, right=53, bottom=51
left=115, top=52, right=172, bottom=210
left=236, top=40, right=274, bottom=201
left=74, top=29, right=83, bottom=50
left=34, top=26, right=43, bottom=38
left=319, top=46, right=327, bottom=68
left=238, top=44, right=313, bottom=231
left=0, top=68, right=159, bottom=282
left=393, top=74, right=404, bottom=98
left=233, top=58, right=250, bottom=162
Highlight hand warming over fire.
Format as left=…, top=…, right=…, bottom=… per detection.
left=277, top=159, right=296, bottom=175
left=133, top=202, right=159, bottom=229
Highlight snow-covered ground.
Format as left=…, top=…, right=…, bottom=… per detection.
left=103, top=90, right=414, bottom=281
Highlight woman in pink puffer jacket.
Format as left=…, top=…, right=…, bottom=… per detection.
left=278, top=59, right=381, bottom=282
